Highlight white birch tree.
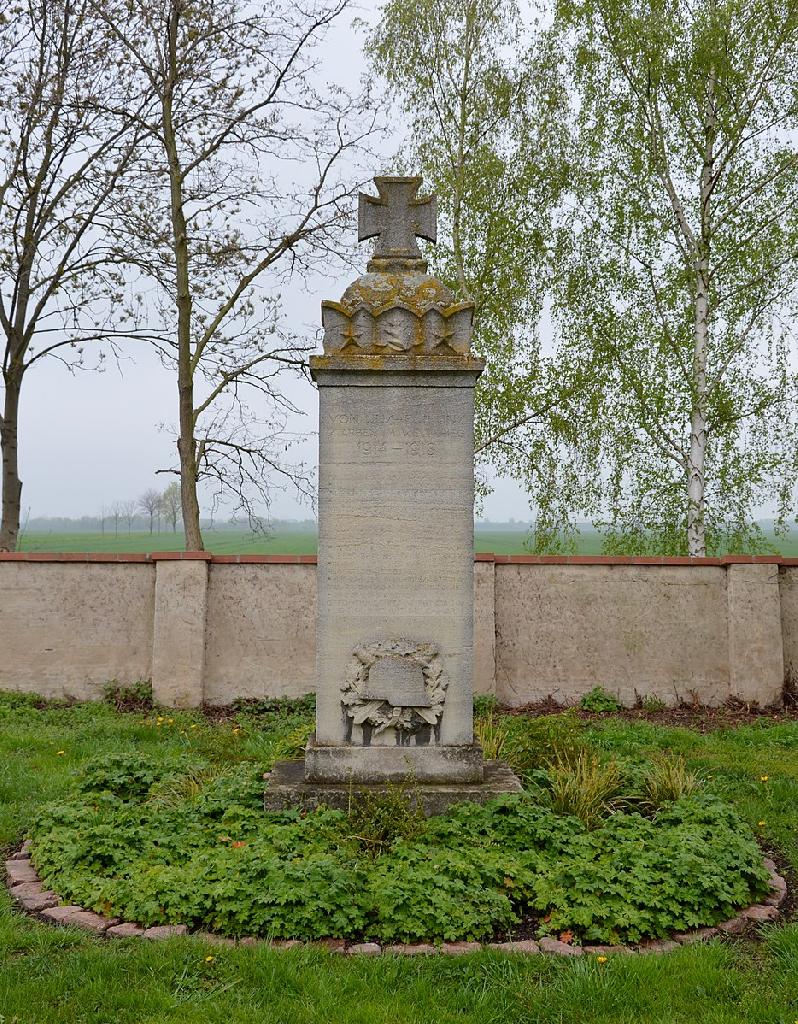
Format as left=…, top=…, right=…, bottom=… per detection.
left=544, top=0, right=798, bottom=555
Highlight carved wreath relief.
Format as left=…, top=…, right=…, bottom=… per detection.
left=341, top=638, right=447, bottom=744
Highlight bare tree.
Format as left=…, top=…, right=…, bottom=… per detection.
left=138, top=488, right=160, bottom=534
left=160, top=481, right=181, bottom=533
left=96, top=0, right=380, bottom=549
left=0, top=0, right=145, bottom=550
left=120, top=499, right=138, bottom=532
left=110, top=501, right=122, bottom=537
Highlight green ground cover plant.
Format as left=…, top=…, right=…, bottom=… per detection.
left=18, top=709, right=773, bottom=945
left=579, top=688, right=622, bottom=713
left=1, top=692, right=798, bottom=1024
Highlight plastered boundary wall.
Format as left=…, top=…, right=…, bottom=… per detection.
left=1, top=552, right=796, bottom=708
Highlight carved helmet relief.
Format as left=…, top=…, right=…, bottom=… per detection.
left=320, top=176, right=474, bottom=357
left=341, top=638, right=447, bottom=741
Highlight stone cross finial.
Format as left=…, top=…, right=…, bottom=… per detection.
left=358, top=176, right=437, bottom=265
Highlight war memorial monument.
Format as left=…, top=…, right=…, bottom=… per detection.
left=265, top=175, right=521, bottom=812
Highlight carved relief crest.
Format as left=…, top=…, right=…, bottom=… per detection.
left=341, top=638, right=447, bottom=736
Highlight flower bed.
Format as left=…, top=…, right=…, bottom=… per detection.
left=13, top=752, right=782, bottom=948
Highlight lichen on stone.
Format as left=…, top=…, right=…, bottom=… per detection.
left=340, top=272, right=456, bottom=316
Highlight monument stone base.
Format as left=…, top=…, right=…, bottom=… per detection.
left=263, top=759, right=523, bottom=817
left=304, top=735, right=485, bottom=784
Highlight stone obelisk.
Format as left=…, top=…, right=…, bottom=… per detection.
left=265, top=175, right=521, bottom=811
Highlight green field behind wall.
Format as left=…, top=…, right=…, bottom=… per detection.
left=16, top=524, right=798, bottom=555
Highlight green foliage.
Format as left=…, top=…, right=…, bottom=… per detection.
left=473, top=694, right=499, bottom=718
left=541, top=0, right=798, bottom=555
left=28, top=747, right=769, bottom=945
left=346, top=783, right=427, bottom=857
left=75, top=752, right=193, bottom=801
left=366, top=841, right=519, bottom=942
left=474, top=710, right=509, bottom=760
left=230, top=695, right=317, bottom=760
left=3, top=692, right=798, bottom=1022
left=579, top=687, right=621, bottom=713
left=270, top=722, right=314, bottom=762
left=232, top=694, right=316, bottom=719
left=642, top=754, right=702, bottom=809
left=147, top=764, right=237, bottom=809
left=502, top=710, right=589, bottom=779
left=367, top=0, right=571, bottom=511
left=545, top=751, right=624, bottom=828
left=639, top=694, right=667, bottom=713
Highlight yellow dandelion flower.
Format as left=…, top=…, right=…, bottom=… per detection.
left=56, top=750, right=65, bottom=756
left=760, top=775, right=769, bottom=782
left=167, top=718, right=174, bottom=725
left=596, top=955, right=608, bottom=964
left=191, top=724, right=198, bottom=730
left=205, top=955, right=215, bottom=963
left=758, top=820, right=766, bottom=827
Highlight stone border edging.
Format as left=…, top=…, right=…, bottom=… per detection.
left=4, top=842, right=787, bottom=957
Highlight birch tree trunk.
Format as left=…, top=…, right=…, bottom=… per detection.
left=687, top=71, right=717, bottom=558
left=450, top=5, right=474, bottom=300
left=687, top=274, right=708, bottom=557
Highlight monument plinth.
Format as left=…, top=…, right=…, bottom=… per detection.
left=265, top=175, right=521, bottom=812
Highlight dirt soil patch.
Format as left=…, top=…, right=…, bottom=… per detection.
left=504, top=695, right=798, bottom=734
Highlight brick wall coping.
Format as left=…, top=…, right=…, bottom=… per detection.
left=1, top=551, right=797, bottom=566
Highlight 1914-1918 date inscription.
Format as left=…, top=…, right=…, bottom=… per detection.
left=357, top=438, right=436, bottom=459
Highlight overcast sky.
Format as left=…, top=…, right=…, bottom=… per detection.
left=18, top=2, right=533, bottom=525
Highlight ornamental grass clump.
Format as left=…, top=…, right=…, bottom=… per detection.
left=546, top=751, right=624, bottom=828
left=271, top=722, right=314, bottom=761
left=474, top=710, right=509, bottom=760
left=147, top=764, right=236, bottom=808
left=347, top=782, right=427, bottom=856
left=642, top=754, right=702, bottom=809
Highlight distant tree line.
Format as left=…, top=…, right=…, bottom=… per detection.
left=22, top=504, right=316, bottom=535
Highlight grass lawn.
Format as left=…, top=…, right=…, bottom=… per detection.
left=1, top=693, right=797, bottom=1024
left=17, top=529, right=321, bottom=556
left=17, top=525, right=798, bottom=556
left=17, top=527, right=544, bottom=555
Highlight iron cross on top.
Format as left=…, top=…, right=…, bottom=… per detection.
left=358, top=176, right=437, bottom=262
